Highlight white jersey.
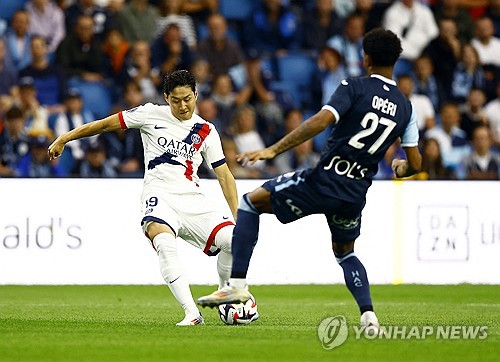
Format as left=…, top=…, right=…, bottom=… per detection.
left=119, top=103, right=226, bottom=195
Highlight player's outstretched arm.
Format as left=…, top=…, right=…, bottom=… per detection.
left=392, top=146, right=422, bottom=178
left=213, top=163, right=239, bottom=219
left=237, top=109, right=334, bottom=167
left=48, top=114, right=122, bottom=160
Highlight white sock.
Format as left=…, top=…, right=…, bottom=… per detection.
left=214, top=225, right=233, bottom=289
left=217, top=251, right=232, bottom=289
left=153, top=232, right=198, bottom=316
left=229, top=278, right=247, bottom=289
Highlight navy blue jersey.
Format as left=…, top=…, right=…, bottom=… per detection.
left=306, top=74, right=419, bottom=202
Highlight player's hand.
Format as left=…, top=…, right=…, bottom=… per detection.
left=391, top=159, right=408, bottom=178
left=236, top=148, right=277, bottom=167
left=48, top=137, right=66, bottom=160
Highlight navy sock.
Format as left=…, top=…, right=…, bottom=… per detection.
left=335, top=251, right=373, bottom=314
left=230, top=194, right=260, bottom=279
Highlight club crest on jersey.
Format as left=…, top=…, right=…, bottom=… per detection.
left=191, top=134, right=201, bottom=144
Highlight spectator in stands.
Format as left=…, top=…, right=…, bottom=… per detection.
left=116, top=0, right=159, bottom=43
left=101, top=80, right=144, bottom=177
left=122, top=40, right=162, bottom=103
left=0, top=38, right=18, bottom=101
left=16, top=76, right=50, bottom=132
left=72, top=138, right=118, bottom=177
left=458, top=125, right=500, bottom=179
left=102, top=27, right=130, bottom=80
left=383, top=0, right=439, bottom=77
left=65, top=0, right=115, bottom=41
left=414, top=137, right=456, bottom=180
left=397, top=74, right=436, bottom=134
left=242, top=0, right=300, bottom=56
left=413, top=55, right=445, bottom=112
left=16, top=128, right=65, bottom=177
left=231, top=104, right=268, bottom=174
left=484, top=0, right=500, bottom=37
left=180, top=0, right=218, bottom=27
left=451, top=43, right=486, bottom=104
left=53, top=88, right=94, bottom=163
left=311, top=46, right=347, bottom=110
left=471, top=16, right=500, bottom=67
left=433, top=0, right=475, bottom=43
left=56, top=15, right=104, bottom=83
left=423, top=18, right=461, bottom=99
left=197, top=13, right=245, bottom=77
left=459, top=87, right=489, bottom=141
left=190, top=58, right=212, bottom=99
left=353, top=0, right=388, bottom=33
left=197, top=97, right=224, bottom=134
left=19, top=36, right=67, bottom=113
left=156, top=0, right=197, bottom=49
left=484, top=82, right=500, bottom=148
left=4, top=10, right=32, bottom=71
left=210, top=73, right=252, bottom=133
left=326, top=13, right=365, bottom=77
left=26, top=0, right=65, bottom=54
left=151, top=23, right=194, bottom=76
left=0, top=106, right=29, bottom=177
left=221, top=137, right=263, bottom=179
left=425, top=102, right=470, bottom=169
left=302, top=0, right=343, bottom=53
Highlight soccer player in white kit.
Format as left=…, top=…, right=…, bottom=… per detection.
left=48, top=70, right=239, bottom=326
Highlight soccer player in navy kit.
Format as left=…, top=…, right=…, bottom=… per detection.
left=197, top=28, right=422, bottom=334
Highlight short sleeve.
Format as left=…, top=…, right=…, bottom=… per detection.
left=119, top=103, right=152, bottom=129
left=202, top=126, right=226, bottom=169
left=321, top=79, right=355, bottom=124
left=401, top=104, right=419, bottom=147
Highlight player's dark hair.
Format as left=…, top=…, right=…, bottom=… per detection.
left=362, top=28, right=402, bottom=67
left=163, top=70, right=196, bottom=95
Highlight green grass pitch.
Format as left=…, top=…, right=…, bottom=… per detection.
left=0, top=284, right=498, bottom=362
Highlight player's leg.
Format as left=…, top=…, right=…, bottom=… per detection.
left=328, top=207, right=382, bottom=335
left=196, top=187, right=271, bottom=306
left=146, top=221, right=203, bottom=326
left=213, top=224, right=233, bottom=289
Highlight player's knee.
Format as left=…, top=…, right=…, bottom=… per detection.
left=332, top=240, right=355, bottom=259
left=146, top=221, right=175, bottom=240
left=214, top=225, right=233, bottom=252
left=241, top=188, right=272, bottom=214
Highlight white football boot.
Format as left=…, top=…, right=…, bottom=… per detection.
left=176, top=312, right=205, bottom=326
left=360, top=311, right=384, bottom=336
left=197, top=285, right=251, bottom=308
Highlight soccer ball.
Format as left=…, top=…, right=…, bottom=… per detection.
left=217, top=293, right=259, bottom=325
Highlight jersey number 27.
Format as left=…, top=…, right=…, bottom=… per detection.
left=348, top=112, right=396, bottom=154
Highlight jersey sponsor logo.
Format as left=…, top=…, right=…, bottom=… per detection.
left=331, top=215, right=360, bottom=230
left=323, top=156, right=368, bottom=180
left=157, top=137, right=196, bottom=158
left=154, top=124, right=168, bottom=129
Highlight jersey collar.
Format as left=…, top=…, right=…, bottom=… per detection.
left=370, top=74, right=397, bottom=86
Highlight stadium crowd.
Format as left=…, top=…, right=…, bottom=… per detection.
left=0, top=0, right=499, bottom=180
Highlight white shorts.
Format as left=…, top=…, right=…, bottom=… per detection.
left=141, top=191, right=234, bottom=256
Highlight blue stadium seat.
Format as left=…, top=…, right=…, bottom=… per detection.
left=219, top=0, right=254, bottom=20
left=70, top=81, right=112, bottom=119
left=277, top=54, right=316, bottom=107
left=0, top=0, right=28, bottom=22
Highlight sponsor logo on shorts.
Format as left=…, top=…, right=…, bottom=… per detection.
left=331, top=215, right=360, bottom=230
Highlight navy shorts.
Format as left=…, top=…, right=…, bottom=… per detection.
left=262, top=170, right=365, bottom=243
